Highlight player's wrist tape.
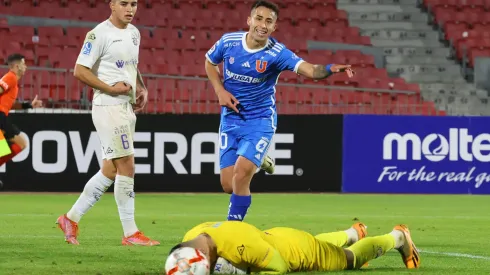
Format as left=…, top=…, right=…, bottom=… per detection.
left=325, top=64, right=334, bottom=74
left=22, top=102, right=33, bottom=109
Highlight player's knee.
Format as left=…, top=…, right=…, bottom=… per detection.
left=113, top=155, right=135, bottom=178
left=220, top=167, right=234, bottom=194
left=232, top=159, right=256, bottom=190
left=101, top=160, right=117, bottom=180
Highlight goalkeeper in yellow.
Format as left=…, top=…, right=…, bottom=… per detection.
left=168, top=221, right=420, bottom=274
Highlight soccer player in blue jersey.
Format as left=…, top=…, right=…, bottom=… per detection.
left=205, top=0, right=355, bottom=222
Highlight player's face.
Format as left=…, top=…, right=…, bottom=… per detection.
left=111, top=0, right=138, bottom=24
left=247, top=6, right=277, bottom=42
left=15, top=59, right=27, bottom=76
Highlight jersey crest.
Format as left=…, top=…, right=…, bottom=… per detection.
left=255, top=60, right=268, bottom=73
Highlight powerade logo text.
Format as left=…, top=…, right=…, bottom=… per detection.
left=379, top=128, right=490, bottom=188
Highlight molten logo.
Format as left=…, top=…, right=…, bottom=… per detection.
left=383, top=128, right=490, bottom=162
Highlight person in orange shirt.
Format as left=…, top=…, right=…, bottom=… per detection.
left=0, top=53, right=43, bottom=168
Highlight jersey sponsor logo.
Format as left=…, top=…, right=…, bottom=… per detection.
left=225, top=69, right=266, bottom=84
left=0, top=79, right=8, bottom=90
left=82, top=42, right=92, bottom=55
left=113, top=39, right=122, bottom=43
left=241, top=61, right=250, bottom=68
left=255, top=60, right=268, bottom=73
left=291, top=53, right=300, bottom=60
left=223, top=41, right=240, bottom=48
left=116, top=60, right=125, bottom=68
left=115, top=59, right=139, bottom=68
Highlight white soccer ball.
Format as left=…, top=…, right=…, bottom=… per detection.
left=165, top=247, right=210, bottom=275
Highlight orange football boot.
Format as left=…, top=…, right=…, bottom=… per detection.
left=122, top=231, right=160, bottom=246
left=352, top=222, right=368, bottom=241
left=393, top=224, right=421, bottom=269
left=56, top=214, right=79, bottom=245
left=352, top=222, right=369, bottom=268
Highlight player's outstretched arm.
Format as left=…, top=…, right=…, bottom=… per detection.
left=297, top=62, right=355, bottom=80
left=74, top=64, right=130, bottom=95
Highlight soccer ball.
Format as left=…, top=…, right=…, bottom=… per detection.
left=165, top=247, right=210, bottom=275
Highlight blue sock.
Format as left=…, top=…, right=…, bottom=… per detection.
left=227, top=193, right=251, bottom=221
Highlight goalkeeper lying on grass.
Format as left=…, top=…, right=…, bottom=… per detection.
left=168, top=220, right=420, bottom=274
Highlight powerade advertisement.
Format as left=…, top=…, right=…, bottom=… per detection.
left=342, top=115, right=490, bottom=194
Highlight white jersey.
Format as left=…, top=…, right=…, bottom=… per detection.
left=76, top=19, right=140, bottom=105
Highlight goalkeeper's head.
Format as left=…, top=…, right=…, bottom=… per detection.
left=169, top=233, right=218, bottom=270
left=247, top=0, right=279, bottom=43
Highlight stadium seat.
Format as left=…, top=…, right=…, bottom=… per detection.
left=0, top=0, right=439, bottom=115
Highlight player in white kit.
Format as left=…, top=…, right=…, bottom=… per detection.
left=56, top=0, right=159, bottom=246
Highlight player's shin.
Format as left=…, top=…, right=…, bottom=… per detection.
left=227, top=193, right=251, bottom=221
left=67, top=171, right=114, bottom=223
left=346, top=234, right=396, bottom=269
left=227, top=157, right=255, bottom=221
left=114, top=174, right=138, bottom=237
left=0, top=143, right=22, bottom=166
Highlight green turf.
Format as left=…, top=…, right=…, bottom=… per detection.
left=1, top=193, right=489, bottom=274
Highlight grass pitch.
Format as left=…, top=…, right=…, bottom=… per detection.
left=1, top=193, right=489, bottom=274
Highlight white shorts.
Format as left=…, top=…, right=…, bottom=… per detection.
left=92, top=103, right=136, bottom=160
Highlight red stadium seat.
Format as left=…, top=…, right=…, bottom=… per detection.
left=444, top=22, right=469, bottom=42
left=468, top=47, right=490, bottom=67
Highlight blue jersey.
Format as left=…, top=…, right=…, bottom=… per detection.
left=206, top=31, right=304, bottom=122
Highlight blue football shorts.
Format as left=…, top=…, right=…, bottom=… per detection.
left=218, top=118, right=276, bottom=169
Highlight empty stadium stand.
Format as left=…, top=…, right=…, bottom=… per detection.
left=339, top=0, right=490, bottom=115
left=8, top=0, right=489, bottom=115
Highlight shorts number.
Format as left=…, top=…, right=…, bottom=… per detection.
left=220, top=133, right=228, bottom=149
left=121, top=134, right=130, bottom=149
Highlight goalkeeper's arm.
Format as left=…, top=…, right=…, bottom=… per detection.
left=214, top=252, right=288, bottom=275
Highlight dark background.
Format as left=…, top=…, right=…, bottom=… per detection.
left=1, top=114, right=343, bottom=193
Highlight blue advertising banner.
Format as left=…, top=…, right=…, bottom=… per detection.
left=342, top=115, right=490, bottom=194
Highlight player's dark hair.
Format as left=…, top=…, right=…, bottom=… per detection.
left=251, top=0, right=279, bottom=18
left=6, top=53, right=25, bottom=66
left=169, top=243, right=185, bottom=255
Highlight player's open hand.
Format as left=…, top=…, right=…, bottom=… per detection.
left=133, top=85, right=148, bottom=113
left=217, top=89, right=240, bottom=113
left=331, top=64, right=355, bottom=78
left=31, top=95, right=43, bottom=108
left=111, top=82, right=132, bottom=95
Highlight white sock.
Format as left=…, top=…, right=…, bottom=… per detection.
left=390, top=230, right=405, bottom=249
left=114, top=175, right=138, bottom=237
left=345, top=227, right=359, bottom=244
left=67, top=171, right=114, bottom=223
